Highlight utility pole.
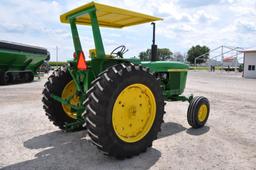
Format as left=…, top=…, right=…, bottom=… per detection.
left=221, top=45, right=224, bottom=71
left=235, top=50, right=238, bottom=72
left=56, top=46, right=58, bottom=62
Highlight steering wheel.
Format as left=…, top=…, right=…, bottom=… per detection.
left=110, top=45, right=128, bottom=58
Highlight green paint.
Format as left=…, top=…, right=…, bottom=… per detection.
left=67, top=67, right=82, bottom=92
left=53, top=3, right=194, bottom=130
left=51, top=94, right=82, bottom=110
left=166, top=94, right=193, bottom=102
left=89, top=11, right=105, bottom=58
left=70, top=19, right=82, bottom=57
left=128, top=60, right=189, bottom=97
left=0, top=49, right=48, bottom=74
left=141, top=61, right=189, bottom=72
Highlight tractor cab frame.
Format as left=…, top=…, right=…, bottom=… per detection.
left=59, top=2, right=190, bottom=101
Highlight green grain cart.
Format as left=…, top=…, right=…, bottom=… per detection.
left=0, top=41, right=50, bottom=85
left=42, top=2, right=210, bottom=159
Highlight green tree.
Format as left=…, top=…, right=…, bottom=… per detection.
left=158, top=48, right=173, bottom=61
left=138, top=51, right=150, bottom=61
left=174, top=52, right=184, bottom=62
left=138, top=48, right=173, bottom=61
left=187, top=45, right=210, bottom=64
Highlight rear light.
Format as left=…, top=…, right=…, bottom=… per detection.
left=77, top=51, right=87, bottom=70
left=73, top=52, right=76, bottom=59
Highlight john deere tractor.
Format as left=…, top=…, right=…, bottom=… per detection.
left=42, top=2, right=210, bottom=159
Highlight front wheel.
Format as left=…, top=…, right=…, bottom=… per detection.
left=187, top=96, right=210, bottom=128
left=84, top=63, right=165, bottom=159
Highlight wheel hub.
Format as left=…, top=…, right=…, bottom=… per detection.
left=112, top=83, right=156, bottom=143
left=198, top=104, right=208, bottom=122
left=128, top=105, right=137, bottom=117
left=61, top=80, right=79, bottom=119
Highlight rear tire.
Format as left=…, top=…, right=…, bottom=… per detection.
left=187, top=96, right=210, bottom=128
left=84, top=63, right=164, bottom=159
left=42, top=66, right=80, bottom=130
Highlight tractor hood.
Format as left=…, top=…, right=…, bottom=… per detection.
left=140, top=61, right=189, bottom=72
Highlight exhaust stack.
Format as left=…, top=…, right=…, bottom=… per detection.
left=151, top=22, right=158, bottom=61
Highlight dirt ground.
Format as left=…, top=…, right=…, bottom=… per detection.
left=0, top=71, right=256, bottom=170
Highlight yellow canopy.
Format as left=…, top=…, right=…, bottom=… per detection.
left=60, top=2, right=163, bottom=28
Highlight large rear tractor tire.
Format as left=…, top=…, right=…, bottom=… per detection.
left=42, top=66, right=81, bottom=130
left=84, top=63, right=165, bottom=159
left=187, top=96, right=210, bottom=128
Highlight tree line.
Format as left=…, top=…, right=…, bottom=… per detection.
left=138, top=45, right=210, bottom=64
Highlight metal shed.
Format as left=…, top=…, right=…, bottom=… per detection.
left=242, top=49, right=256, bottom=78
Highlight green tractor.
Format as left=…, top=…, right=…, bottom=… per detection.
left=42, top=2, right=210, bottom=159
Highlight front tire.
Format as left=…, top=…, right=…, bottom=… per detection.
left=187, top=96, right=210, bottom=128
left=84, top=63, right=164, bottom=159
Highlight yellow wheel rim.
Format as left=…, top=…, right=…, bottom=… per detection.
left=112, top=83, right=156, bottom=143
left=198, top=104, right=208, bottom=122
left=61, top=80, right=79, bottom=119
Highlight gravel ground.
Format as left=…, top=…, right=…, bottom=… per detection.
left=0, top=71, right=256, bottom=170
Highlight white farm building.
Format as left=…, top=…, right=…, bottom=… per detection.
left=242, top=49, right=256, bottom=78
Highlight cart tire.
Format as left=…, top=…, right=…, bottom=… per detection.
left=42, top=66, right=81, bottom=130
left=187, top=96, right=210, bottom=128
left=0, top=72, right=9, bottom=85
left=84, top=63, right=164, bottom=159
left=23, top=72, right=34, bottom=83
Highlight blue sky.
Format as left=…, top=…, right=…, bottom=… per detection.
left=0, top=0, right=255, bottom=61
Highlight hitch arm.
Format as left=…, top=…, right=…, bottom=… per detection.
left=50, top=94, right=83, bottom=110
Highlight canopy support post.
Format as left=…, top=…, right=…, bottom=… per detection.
left=89, top=11, right=105, bottom=58
left=70, top=19, right=82, bottom=56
